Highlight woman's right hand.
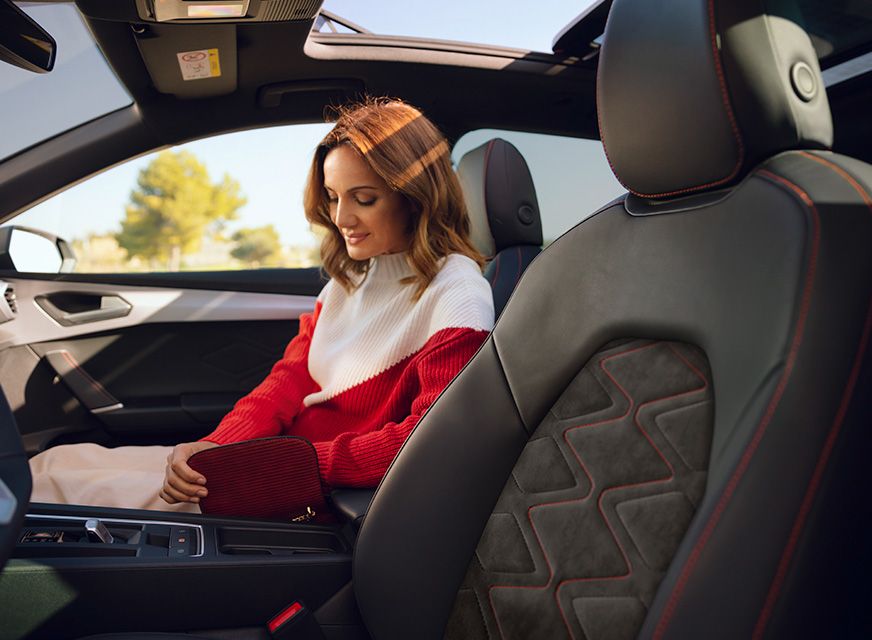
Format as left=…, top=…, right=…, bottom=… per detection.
left=159, top=440, right=219, bottom=505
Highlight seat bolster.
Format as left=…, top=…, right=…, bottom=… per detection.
left=642, top=151, right=872, bottom=639
left=353, top=339, right=529, bottom=640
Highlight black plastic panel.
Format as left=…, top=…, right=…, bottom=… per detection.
left=0, top=503, right=354, bottom=639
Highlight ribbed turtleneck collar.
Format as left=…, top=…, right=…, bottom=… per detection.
left=367, top=252, right=414, bottom=282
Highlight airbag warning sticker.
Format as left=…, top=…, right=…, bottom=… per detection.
left=177, top=49, right=221, bottom=81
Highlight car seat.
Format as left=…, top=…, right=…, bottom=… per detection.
left=456, top=138, right=543, bottom=317
left=354, top=0, right=872, bottom=638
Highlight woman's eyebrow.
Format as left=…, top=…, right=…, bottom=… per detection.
left=324, top=184, right=378, bottom=193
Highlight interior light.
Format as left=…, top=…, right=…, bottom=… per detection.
left=187, top=4, right=245, bottom=18
left=151, top=0, right=250, bottom=22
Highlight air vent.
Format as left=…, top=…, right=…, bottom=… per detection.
left=0, top=282, right=16, bottom=322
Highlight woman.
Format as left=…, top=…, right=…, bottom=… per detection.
left=29, top=98, right=494, bottom=512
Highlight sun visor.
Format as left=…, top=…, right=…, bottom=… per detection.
left=134, top=24, right=237, bottom=98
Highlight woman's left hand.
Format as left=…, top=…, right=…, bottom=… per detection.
left=159, top=440, right=218, bottom=504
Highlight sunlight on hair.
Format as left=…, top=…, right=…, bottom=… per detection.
left=353, top=109, right=422, bottom=155
left=394, top=140, right=450, bottom=189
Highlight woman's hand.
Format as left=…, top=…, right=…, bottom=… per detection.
left=159, top=440, right=219, bottom=505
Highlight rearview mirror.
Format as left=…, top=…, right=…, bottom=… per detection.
left=0, top=226, right=76, bottom=273
left=0, top=0, right=56, bottom=74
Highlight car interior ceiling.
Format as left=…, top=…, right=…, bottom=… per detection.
left=0, top=0, right=871, bottom=639
left=2, top=3, right=871, bottom=225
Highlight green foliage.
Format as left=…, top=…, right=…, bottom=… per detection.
left=231, top=224, right=283, bottom=267
left=116, top=150, right=246, bottom=271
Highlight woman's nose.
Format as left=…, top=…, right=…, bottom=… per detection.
left=333, top=199, right=357, bottom=228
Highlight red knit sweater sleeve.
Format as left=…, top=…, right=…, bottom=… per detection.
left=312, top=328, right=487, bottom=487
left=201, top=306, right=321, bottom=445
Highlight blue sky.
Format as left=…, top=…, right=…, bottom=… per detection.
left=321, top=1, right=593, bottom=52
left=12, top=1, right=621, bottom=249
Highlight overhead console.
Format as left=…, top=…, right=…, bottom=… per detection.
left=133, top=0, right=322, bottom=24
left=75, top=0, right=324, bottom=99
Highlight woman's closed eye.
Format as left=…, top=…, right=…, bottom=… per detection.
left=327, top=195, right=377, bottom=206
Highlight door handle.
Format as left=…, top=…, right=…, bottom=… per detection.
left=35, top=293, right=131, bottom=326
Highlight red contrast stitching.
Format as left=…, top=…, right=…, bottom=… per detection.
left=60, top=350, right=115, bottom=405
left=597, top=0, right=745, bottom=199
left=487, top=341, right=708, bottom=639
left=798, top=151, right=872, bottom=206
left=554, top=344, right=709, bottom=634
left=752, top=154, right=872, bottom=638
left=653, top=169, right=820, bottom=639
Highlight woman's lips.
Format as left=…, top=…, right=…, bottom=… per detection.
left=345, top=233, right=369, bottom=246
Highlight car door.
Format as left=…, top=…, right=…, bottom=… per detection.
left=0, top=123, right=333, bottom=455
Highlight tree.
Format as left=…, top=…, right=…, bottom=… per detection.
left=231, top=225, right=283, bottom=267
left=116, top=150, right=246, bottom=271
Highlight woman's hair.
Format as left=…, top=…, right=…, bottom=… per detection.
left=304, top=97, right=484, bottom=299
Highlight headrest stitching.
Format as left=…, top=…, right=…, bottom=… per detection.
left=598, top=0, right=747, bottom=200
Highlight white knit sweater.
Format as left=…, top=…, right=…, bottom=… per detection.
left=304, top=252, right=494, bottom=407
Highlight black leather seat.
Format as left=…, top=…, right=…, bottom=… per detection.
left=79, top=0, right=872, bottom=638
left=456, top=138, right=543, bottom=317
left=355, top=1, right=872, bottom=639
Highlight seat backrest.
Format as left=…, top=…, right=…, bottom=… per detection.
left=354, top=1, right=872, bottom=638
left=456, top=138, right=543, bottom=317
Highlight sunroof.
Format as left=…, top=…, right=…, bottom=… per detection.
left=318, top=0, right=600, bottom=53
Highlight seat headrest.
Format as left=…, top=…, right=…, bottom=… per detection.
left=597, top=0, right=834, bottom=198
left=456, top=138, right=543, bottom=257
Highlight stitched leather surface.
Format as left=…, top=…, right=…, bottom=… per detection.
left=445, top=340, right=713, bottom=639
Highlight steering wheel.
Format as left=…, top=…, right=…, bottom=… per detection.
left=0, top=390, right=30, bottom=572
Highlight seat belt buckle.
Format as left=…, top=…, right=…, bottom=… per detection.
left=267, top=600, right=326, bottom=640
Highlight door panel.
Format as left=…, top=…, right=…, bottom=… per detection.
left=0, top=277, right=317, bottom=350
left=0, top=271, right=322, bottom=454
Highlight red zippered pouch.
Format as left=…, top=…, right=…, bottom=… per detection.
left=188, top=436, right=331, bottom=523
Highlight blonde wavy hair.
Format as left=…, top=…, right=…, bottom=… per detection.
left=304, top=98, right=484, bottom=300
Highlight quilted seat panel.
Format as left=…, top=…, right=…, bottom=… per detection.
left=445, top=339, right=713, bottom=640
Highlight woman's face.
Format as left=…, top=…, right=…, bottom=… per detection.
left=322, top=144, right=412, bottom=261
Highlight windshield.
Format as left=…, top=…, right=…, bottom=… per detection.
left=0, top=2, right=132, bottom=161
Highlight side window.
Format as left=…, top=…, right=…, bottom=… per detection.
left=9, top=123, right=333, bottom=273
left=452, top=129, right=625, bottom=245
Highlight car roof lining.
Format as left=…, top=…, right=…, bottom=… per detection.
left=1, top=2, right=869, bottom=223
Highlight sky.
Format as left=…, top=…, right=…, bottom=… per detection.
left=320, top=1, right=593, bottom=52
left=9, top=1, right=621, bottom=250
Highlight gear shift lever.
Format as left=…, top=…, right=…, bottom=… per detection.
left=84, top=518, right=114, bottom=544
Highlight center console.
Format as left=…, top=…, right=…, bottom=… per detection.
left=0, top=495, right=373, bottom=640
